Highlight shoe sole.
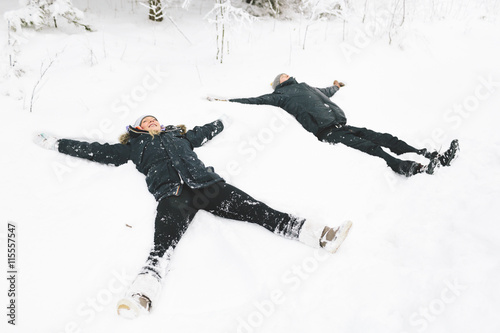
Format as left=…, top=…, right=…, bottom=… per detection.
left=441, top=140, right=460, bottom=166
left=325, top=221, right=353, bottom=254
left=425, top=157, right=440, bottom=175
left=117, top=297, right=149, bottom=319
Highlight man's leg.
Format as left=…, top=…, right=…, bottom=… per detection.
left=346, top=126, right=423, bottom=156
left=321, top=126, right=407, bottom=173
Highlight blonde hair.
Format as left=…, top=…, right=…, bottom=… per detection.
left=148, top=129, right=161, bottom=138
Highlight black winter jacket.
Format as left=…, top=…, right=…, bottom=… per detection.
left=57, top=120, right=224, bottom=201
left=229, top=77, right=346, bottom=138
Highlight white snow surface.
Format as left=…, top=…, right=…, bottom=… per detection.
left=1, top=1, right=500, bottom=333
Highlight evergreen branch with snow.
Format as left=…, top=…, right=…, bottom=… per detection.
left=4, top=0, right=92, bottom=32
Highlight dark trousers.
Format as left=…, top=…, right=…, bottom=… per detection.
left=143, top=182, right=304, bottom=277
left=320, top=125, right=421, bottom=172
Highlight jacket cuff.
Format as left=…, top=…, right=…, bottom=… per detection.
left=214, top=119, right=224, bottom=132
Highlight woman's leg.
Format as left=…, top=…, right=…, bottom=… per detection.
left=118, top=187, right=200, bottom=316
left=196, top=182, right=352, bottom=253
left=194, top=182, right=305, bottom=240
left=141, top=188, right=199, bottom=280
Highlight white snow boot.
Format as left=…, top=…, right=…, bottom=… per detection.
left=117, top=273, right=162, bottom=319
left=298, top=220, right=353, bottom=253
left=117, top=248, right=172, bottom=318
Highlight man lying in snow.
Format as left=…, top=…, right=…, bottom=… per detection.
left=209, top=73, right=459, bottom=177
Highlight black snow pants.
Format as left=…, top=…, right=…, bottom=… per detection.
left=142, top=181, right=304, bottom=278
left=319, top=125, right=421, bottom=173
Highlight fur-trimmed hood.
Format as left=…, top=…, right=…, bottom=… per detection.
left=119, top=124, right=187, bottom=145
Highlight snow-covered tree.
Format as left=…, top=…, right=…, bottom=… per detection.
left=243, top=0, right=280, bottom=16
left=300, top=0, right=344, bottom=20
left=206, top=0, right=255, bottom=63
left=4, top=0, right=91, bottom=32
left=243, top=0, right=345, bottom=18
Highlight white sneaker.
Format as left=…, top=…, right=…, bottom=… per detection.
left=117, top=273, right=162, bottom=318
left=299, top=220, right=353, bottom=253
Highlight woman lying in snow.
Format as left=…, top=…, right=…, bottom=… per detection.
left=35, top=115, right=352, bottom=318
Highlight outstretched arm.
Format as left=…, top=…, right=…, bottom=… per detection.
left=228, top=93, right=282, bottom=107
left=207, top=96, right=228, bottom=102
left=207, top=92, right=281, bottom=106
left=58, top=139, right=131, bottom=166
left=317, top=80, right=344, bottom=97
left=35, top=133, right=130, bottom=166
left=184, top=119, right=224, bottom=148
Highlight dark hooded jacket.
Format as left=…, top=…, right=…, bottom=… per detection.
left=57, top=120, right=224, bottom=201
left=229, top=77, right=346, bottom=138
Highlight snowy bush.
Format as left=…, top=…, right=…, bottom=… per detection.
left=4, top=3, right=44, bottom=33
left=4, top=0, right=91, bottom=32
left=205, top=0, right=256, bottom=63
left=298, top=0, right=344, bottom=20
left=243, top=0, right=345, bottom=19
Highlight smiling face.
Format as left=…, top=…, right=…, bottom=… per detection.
left=139, top=116, right=161, bottom=131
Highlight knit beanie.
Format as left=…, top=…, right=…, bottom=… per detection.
left=271, top=73, right=286, bottom=90
left=134, top=115, right=156, bottom=128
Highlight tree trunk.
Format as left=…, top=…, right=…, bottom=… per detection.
left=149, top=0, right=163, bottom=22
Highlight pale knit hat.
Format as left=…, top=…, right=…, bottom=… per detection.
left=271, top=73, right=287, bottom=90
left=133, top=115, right=156, bottom=128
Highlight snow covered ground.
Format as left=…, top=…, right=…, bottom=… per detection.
left=1, top=0, right=500, bottom=332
